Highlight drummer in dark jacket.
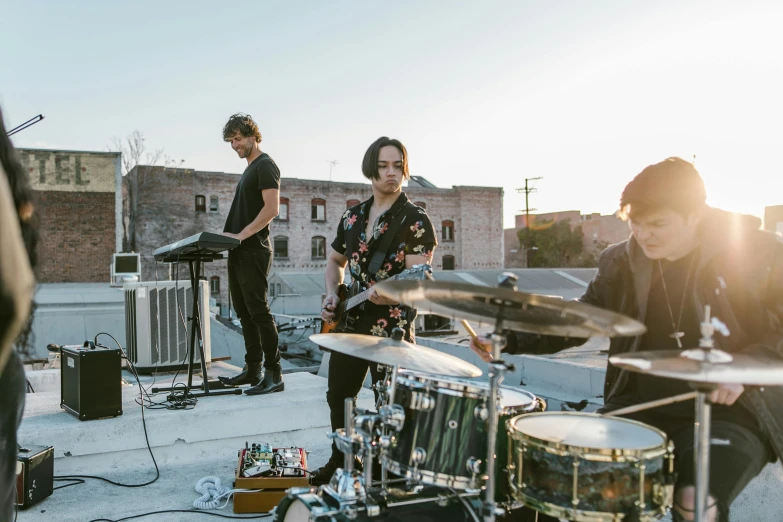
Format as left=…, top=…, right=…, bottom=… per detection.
left=472, top=157, right=783, bottom=522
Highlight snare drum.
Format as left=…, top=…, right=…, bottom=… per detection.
left=383, top=371, right=543, bottom=494
left=507, top=412, right=674, bottom=521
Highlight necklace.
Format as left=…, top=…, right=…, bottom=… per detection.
left=657, top=252, right=698, bottom=348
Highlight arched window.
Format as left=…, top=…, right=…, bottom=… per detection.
left=312, top=236, right=327, bottom=260
left=275, top=197, right=289, bottom=221
left=442, top=255, right=455, bottom=270
left=415, top=201, right=427, bottom=210
left=209, top=276, right=220, bottom=294
left=346, top=199, right=360, bottom=208
left=195, top=195, right=206, bottom=212
left=311, top=198, right=326, bottom=221
left=274, top=236, right=289, bottom=258
left=209, top=195, right=219, bottom=212
left=442, top=220, right=455, bottom=242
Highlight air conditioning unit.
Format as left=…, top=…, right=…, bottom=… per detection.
left=124, top=280, right=211, bottom=374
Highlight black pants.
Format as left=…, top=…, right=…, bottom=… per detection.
left=600, top=404, right=772, bottom=521
left=326, top=351, right=386, bottom=460
left=227, top=247, right=280, bottom=369
left=0, top=352, right=25, bottom=522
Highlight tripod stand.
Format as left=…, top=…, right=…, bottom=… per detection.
left=152, top=253, right=242, bottom=398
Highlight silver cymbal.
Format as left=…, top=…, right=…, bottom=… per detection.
left=610, top=350, right=783, bottom=385
left=375, top=280, right=646, bottom=338
left=309, top=333, right=482, bottom=378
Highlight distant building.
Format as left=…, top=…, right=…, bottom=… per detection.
left=765, top=205, right=783, bottom=236
left=505, top=210, right=629, bottom=268
left=127, top=166, right=504, bottom=314
left=18, top=148, right=122, bottom=283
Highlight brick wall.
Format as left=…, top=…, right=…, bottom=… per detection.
left=130, top=167, right=504, bottom=310
left=35, top=191, right=116, bottom=282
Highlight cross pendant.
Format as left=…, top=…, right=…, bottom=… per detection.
left=670, top=331, right=684, bottom=348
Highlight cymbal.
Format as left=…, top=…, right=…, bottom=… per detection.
left=610, top=350, right=783, bottom=385
left=374, top=280, right=646, bottom=338
left=309, top=333, right=482, bottom=378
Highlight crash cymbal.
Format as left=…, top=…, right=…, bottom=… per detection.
left=374, top=280, right=646, bottom=338
left=309, top=333, right=482, bottom=378
left=610, top=349, right=783, bottom=385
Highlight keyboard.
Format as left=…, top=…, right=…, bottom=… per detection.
left=153, top=232, right=240, bottom=262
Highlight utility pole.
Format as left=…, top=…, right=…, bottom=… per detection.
left=516, top=177, right=543, bottom=267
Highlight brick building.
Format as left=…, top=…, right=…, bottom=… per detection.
left=765, top=205, right=783, bottom=237
left=18, top=148, right=122, bottom=282
left=128, top=167, right=504, bottom=313
left=505, top=210, right=629, bottom=268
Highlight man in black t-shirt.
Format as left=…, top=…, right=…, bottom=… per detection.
left=219, top=113, right=283, bottom=396
left=472, top=158, right=783, bottom=522
left=310, top=137, right=437, bottom=485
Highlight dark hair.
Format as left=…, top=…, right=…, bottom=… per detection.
left=361, top=137, right=410, bottom=181
left=0, top=107, right=39, bottom=358
left=619, top=157, right=706, bottom=221
left=222, top=113, right=262, bottom=143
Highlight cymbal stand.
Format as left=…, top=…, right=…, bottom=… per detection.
left=681, top=305, right=731, bottom=522
left=483, top=273, right=518, bottom=522
left=326, top=400, right=368, bottom=508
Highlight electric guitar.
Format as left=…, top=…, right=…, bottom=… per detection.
left=320, top=264, right=432, bottom=334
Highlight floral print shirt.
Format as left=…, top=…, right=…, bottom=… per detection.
left=331, top=192, right=437, bottom=340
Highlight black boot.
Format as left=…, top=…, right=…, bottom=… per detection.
left=245, top=365, right=284, bottom=395
left=310, top=453, right=362, bottom=486
left=218, top=363, right=263, bottom=387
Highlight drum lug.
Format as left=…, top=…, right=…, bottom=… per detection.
left=412, top=447, right=427, bottom=465
left=379, top=435, right=394, bottom=449
left=436, top=494, right=450, bottom=507
left=409, top=391, right=435, bottom=411
left=474, top=405, right=489, bottom=421
left=379, top=404, right=406, bottom=432
left=466, top=456, right=482, bottom=475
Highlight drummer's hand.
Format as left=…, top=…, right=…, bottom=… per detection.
left=709, top=383, right=744, bottom=406
left=470, top=335, right=494, bottom=363
left=368, top=287, right=398, bottom=306
left=321, top=294, right=339, bottom=323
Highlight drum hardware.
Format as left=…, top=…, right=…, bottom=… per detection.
left=609, top=305, right=783, bottom=522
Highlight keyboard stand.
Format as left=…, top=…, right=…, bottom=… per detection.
left=152, top=250, right=242, bottom=398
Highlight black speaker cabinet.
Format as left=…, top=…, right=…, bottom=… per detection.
left=60, top=344, right=123, bottom=420
left=16, top=445, right=54, bottom=509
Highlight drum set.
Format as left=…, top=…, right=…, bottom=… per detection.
left=273, top=274, right=783, bottom=522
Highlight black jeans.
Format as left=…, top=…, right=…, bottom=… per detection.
left=600, top=404, right=772, bottom=522
left=0, top=352, right=25, bottom=522
left=326, top=351, right=386, bottom=460
left=227, top=247, right=280, bottom=369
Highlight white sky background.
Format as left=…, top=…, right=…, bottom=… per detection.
left=2, top=1, right=782, bottom=228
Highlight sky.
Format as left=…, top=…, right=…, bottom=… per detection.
left=3, top=1, right=782, bottom=228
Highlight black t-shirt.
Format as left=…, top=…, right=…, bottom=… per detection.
left=223, top=153, right=280, bottom=249
left=331, top=192, right=437, bottom=340
left=627, top=247, right=761, bottom=434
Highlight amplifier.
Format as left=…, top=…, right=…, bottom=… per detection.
left=16, top=445, right=54, bottom=510
left=60, top=342, right=123, bottom=421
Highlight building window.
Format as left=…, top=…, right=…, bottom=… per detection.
left=311, top=198, right=326, bottom=221
left=195, top=195, right=206, bottom=212
left=442, top=220, right=455, bottom=242
left=270, top=283, right=276, bottom=297
left=442, top=255, right=455, bottom=270
left=415, top=201, right=427, bottom=210
left=209, top=276, right=220, bottom=294
left=312, top=236, right=327, bottom=260
left=274, top=236, right=289, bottom=258
left=276, top=283, right=282, bottom=296
left=275, top=197, right=289, bottom=221
left=346, top=199, right=360, bottom=208
left=209, top=196, right=219, bottom=212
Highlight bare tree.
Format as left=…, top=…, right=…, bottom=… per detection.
left=109, top=130, right=184, bottom=251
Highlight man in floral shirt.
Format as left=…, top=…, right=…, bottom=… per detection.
left=311, top=137, right=437, bottom=485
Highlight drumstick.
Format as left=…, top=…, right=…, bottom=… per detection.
left=460, top=320, right=480, bottom=344
left=604, top=391, right=698, bottom=417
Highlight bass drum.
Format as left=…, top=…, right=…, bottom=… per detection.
left=274, top=486, right=482, bottom=522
